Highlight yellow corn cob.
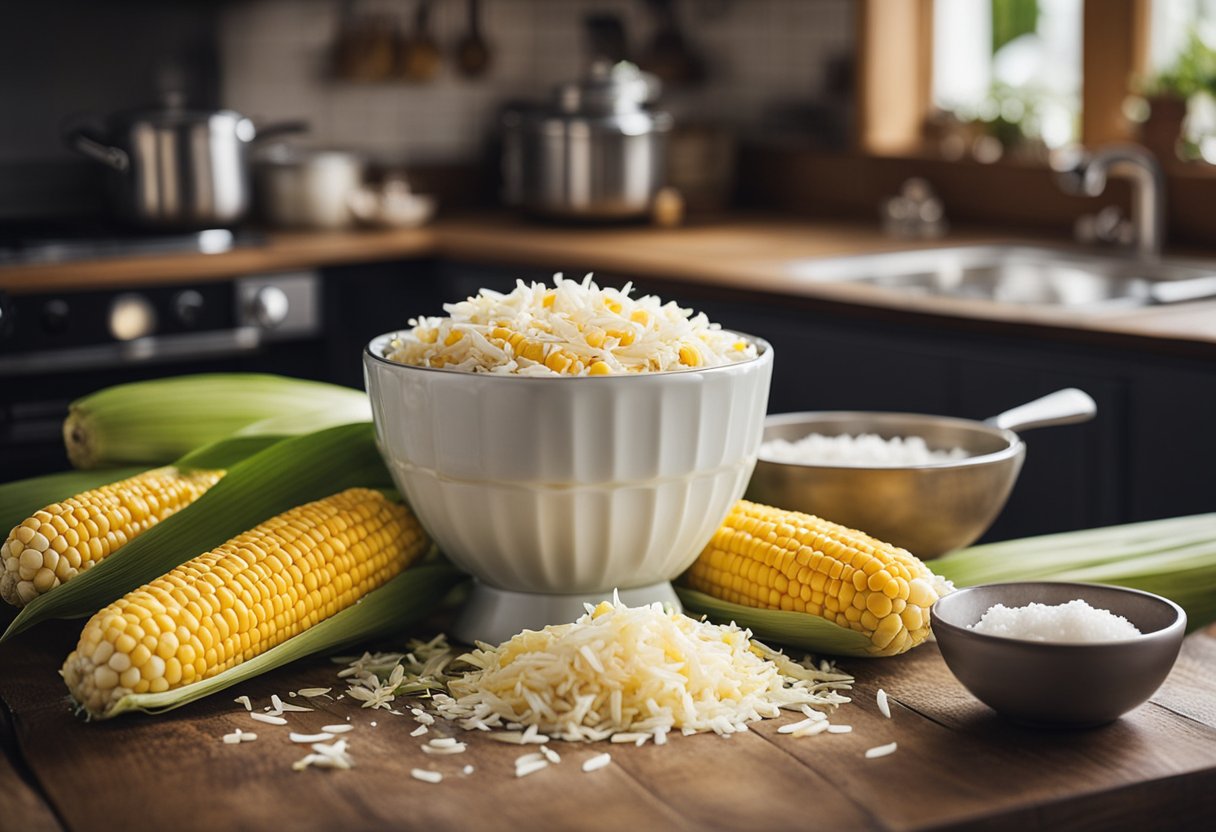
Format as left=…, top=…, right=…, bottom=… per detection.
left=685, top=500, right=949, bottom=656
left=62, top=488, right=428, bottom=718
left=0, top=467, right=224, bottom=608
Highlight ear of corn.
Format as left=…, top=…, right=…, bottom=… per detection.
left=682, top=500, right=950, bottom=657
left=64, top=487, right=432, bottom=718
left=934, top=513, right=1216, bottom=632
left=0, top=436, right=285, bottom=611
left=2, top=423, right=391, bottom=642
left=64, top=373, right=371, bottom=469
left=95, top=561, right=463, bottom=719
left=0, top=467, right=145, bottom=544
left=1, top=467, right=224, bottom=608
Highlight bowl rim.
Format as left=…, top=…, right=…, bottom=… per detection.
left=757, top=410, right=1023, bottom=471
left=930, top=581, right=1188, bottom=648
left=364, top=330, right=774, bottom=381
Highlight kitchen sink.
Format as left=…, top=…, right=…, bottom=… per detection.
left=786, top=245, right=1216, bottom=311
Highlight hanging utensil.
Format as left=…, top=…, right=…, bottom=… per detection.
left=454, top=0, right=492, bottom=78
left=399, top=0, right=441, bottom=82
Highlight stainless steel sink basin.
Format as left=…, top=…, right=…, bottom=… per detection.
left=786, top=245, right=1216, bottom=311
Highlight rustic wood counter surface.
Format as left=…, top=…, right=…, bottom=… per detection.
left=1, top=612, right=1214, bottom=832
left=3, top=214, right=1215, bottom=352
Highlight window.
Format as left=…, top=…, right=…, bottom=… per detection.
left=1144, top=0, right=1216, bottom=161
left=930, top=0, right=1083, bottom=161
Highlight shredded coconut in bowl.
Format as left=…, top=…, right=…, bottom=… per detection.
left=382, top=274, right=758, bottom=376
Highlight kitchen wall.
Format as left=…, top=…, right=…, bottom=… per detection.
left=220, top=0, right=854, bottom=164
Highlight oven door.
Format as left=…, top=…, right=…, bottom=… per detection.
left=0, top=271, right=325, bottom=480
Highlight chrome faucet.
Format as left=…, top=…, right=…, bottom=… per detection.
left=1053, top=144, right=1166, bottom=259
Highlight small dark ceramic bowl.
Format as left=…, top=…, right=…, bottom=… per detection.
left=931, top=582, right=1186, bottom=727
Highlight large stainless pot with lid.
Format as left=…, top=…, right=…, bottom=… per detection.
left=502, top=61, right=673, bottom=220
left=66, top=103, right=305, bottom=229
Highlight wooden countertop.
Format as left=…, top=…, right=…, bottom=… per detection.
left=2, top=615, right=1214, bottom=832
left=4, top=214, right=1216, bottom=352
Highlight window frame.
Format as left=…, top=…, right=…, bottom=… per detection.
left=857, top=0, right=1153, bottom=154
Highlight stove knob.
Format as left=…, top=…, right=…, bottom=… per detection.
left=247, top=285, right=290, bottom=329
left=41, top=299, right=70, bottom=334
left=174, top=290, right=205, bottom=327
left=109, top=293, right=157, bottom=341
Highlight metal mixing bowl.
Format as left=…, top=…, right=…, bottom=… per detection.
left=931, top=582, right=1186, bottom=726
left=745, top=389, right=1096, bottom=558
left=747, top=412, right=1021, bottom=558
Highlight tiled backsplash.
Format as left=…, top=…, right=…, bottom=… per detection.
left=221, top=0, right=853, bottom=163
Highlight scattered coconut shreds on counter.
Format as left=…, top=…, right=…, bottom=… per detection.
left=292, top=739, right=354, bottom=772
left=250, top=712, right=288, bottom=726
left=383, top=273, right=759, bottom=377
left=865, top=742, right=898, bottom=759
left=877, top=688, right=892, bottom=719
left=233, top=695, right=252, bottom=711
left=827, top=725, right=854, bottom=734
left=411, top=768, right=443, bottom=784
left=462, top=765, right=475, bottom=775
left=322, top=724, right=354, bottom=734
left=582, top=753, right=612, bottom=773
left=222, top=728, right=257, bottom=744
left=298, top=687, right=332, bottom=698
left=290, top=732, right=336, bottom=744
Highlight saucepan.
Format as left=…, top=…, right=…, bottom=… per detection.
left=65, top=103, right=307, bottom=229
left=745, top=388, right=1097, bottom=558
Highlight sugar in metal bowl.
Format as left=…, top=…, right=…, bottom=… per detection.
left=746, top=389, right=1096, bottom=559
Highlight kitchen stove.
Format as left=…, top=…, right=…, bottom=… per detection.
left=0, top=221, right=264, bottom=266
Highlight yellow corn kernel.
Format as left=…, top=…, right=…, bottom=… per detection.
left=684, top=500, right=947, bottom=656
left=678, top=345, right=701, bottom=367
left=61, top=488, right=429, bottom=719
left=589, top=361, right=613, bottom=375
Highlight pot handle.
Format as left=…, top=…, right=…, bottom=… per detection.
left=65, top=127, right=129, bottom=172
left=251, top=119, right=311, bottom=143
left=984, top=388, right=1097, bottom=433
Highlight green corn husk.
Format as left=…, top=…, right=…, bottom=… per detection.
left=3, top=423, right=390, bottom=642
left=676, top=587, right=876, bottom=657
left=64, top=373, right=371, bottom=469
left=103, top=561, right=467, bottom=718
left=934, top=513, right=1216, bottom=632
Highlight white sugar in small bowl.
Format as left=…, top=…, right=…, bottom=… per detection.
left=364, top=331, right=773, bottom=644
left=931, top=582, right=1187, bottom=727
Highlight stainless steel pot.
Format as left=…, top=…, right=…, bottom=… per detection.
left=254, top=148, right=365, bottom=230
left=66, top=107, right=305, bottom=229
left=502, top=61, right=673, bottom=220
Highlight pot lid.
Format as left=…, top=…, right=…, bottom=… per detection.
left=554, top=61, right=661, bottom=115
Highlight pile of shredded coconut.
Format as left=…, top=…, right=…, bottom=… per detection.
left=431, top=596, right=853, bottom=743
left=382, top=274, right=757, bottom=376
left=761, top=432, right=968, bottom=467
left=969, top=599, right=1142, bottom=642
